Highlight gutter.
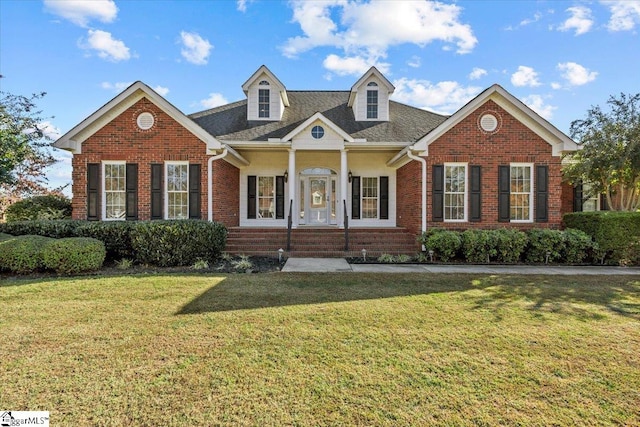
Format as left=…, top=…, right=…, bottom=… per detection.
left=406, top=149, right=427, bottom=249
left=208, top=147, right=228, bottom=222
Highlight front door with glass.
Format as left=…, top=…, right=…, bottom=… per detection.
left=299, top=169, right=337, bottom=225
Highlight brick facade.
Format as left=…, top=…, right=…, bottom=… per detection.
left=396, top=160, right=422, bottom=235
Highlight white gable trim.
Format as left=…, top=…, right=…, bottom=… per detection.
left=53, top=81, right=222, bottom=154
left=348, top=66, right=395, bottom=107
left=411, top=84, right=578, bottom=157
left=241, top=65, right=289, bottom=107
left=280, top=112, right=355, bottom=143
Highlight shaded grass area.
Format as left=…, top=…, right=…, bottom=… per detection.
left=1, top=273, right=639, bottom=425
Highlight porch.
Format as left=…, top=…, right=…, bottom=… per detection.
left=225, top=227, right=420, bottom=258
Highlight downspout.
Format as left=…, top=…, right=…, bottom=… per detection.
left=208, top=147, right=228, bottom=221
left=406, top=150, right=427, bottom=249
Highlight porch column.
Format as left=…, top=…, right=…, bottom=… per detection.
left=340, top=149, right=348, bottom=228
left=288, top=149, right=297, bottom=228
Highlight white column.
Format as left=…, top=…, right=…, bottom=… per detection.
left=288, top=149, right=297, bottom=228
left=340, top=149, right=348, bottom=228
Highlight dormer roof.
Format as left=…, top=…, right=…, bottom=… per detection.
left=348, top=66, right=395, bottom=107
left=241, top=65, right=290, bottom=107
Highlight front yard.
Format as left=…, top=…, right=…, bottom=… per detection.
left=1, top=272, right=639, bottom=425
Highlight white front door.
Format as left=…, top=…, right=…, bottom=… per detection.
left=300, top=175, right=337, bottom=225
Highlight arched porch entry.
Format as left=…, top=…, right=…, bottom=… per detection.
left=298, top=168, right=338, bottom=226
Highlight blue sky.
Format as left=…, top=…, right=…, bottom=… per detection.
left=1, top=0, right=639, bottom=194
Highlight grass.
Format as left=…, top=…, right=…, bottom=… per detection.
left=1, top=272, right=639, bottom=426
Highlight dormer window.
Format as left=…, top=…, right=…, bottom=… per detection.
left=367, top=82, right=378, bottom=119
left=258, top=82, right=270, bottom=118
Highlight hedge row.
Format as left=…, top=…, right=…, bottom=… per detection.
left=418, top=228, right=603, bottom=265
left=4, top=195, right=72, bottom=222
left=563, top=211, right=640, bottom=266
left=0, top=235, right=105, bottom=274
left=0, top=220, right=228, bottom=267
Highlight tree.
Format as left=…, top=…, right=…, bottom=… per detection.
left=564, top=93, right=640, bottom=211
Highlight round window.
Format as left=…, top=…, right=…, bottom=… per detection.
left=479, top=114, right=498, bottom=132
left=137, top=112, right=155, bottom=130
left=311, top=125, right=325, bottom=139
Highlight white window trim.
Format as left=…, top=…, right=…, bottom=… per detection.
left=444, top=162, right=468, bottom=223
left=366, top=89, right=378, bottom=120
left=256, top=175, right=277, bottom=220
left=102, top=161, right=126, bottom=222
left=258, top=88, right=270, bottom=119
left=164, top=161, right=189, bottom=220
left=582, top=183, right=601, bottom=212
left=361, top=176, right=379, bottom=219
left=510, top=163, right=534, bottom=223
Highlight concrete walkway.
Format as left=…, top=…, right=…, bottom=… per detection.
left=281, top=258, right=640, bottom=275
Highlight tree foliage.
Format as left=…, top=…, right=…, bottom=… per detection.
left=564, top=93, right=640, bottom=211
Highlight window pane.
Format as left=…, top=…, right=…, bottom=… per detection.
left=104, top=163, right=126, bottom=220
left=166, top=164, right=189, bottom=219
left=509, top=166, right=532, bottom=221
left=361, top=177, right=378, bottom=218
left=367, top=90, right=378, bottom=119
left=444, top=165, right=466, bottom=221
left=258, top=176, right=275, bottom=219
left=259, top=89, right=270, bottom=118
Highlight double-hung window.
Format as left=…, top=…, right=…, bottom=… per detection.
left=258, top=80, right=270, bottom=118
left=366, top=82, right=378, bottom=119
left=581, top=183, right=600, bottom=211
left=258, top=176, right=275, bottom=219
left=361, top=177, right=378, bottom=219
left=444, top=164, right=467, bottom=221
left=166, top=162, right=189, bottom=219
left=510, top=164, right=533, bottom=222
left=103, top=162, right=126, bottom=220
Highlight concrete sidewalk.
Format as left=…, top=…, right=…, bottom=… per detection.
left=281, top=258, right=640, bottom=275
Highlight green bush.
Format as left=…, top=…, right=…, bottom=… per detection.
left=525, top=229, right=565, bottom=263
left=0, top=235, right=53, bottom=273
left=461, top=230, right=497, bottom=263
left=419, top=229, right=461, bottom=262
left=0, top=233, right=13, bottom=242
left=562, top=228, right=594, bottom=264
left=5, top=195, right=71, bottom=222
left=619, top=237, right=640, bottom=266
left=0, top=219, right=84, bottom=238
left=76, top=221, right=135, bottom=261
left=563, top=211, right=640, bottom=264
left=130, top=220, right=227, bottom=267
left=42, top=237, right=106, bottom=274
left=493, top=229, right=528, bottom=263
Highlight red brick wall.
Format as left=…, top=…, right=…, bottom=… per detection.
left=212, top=159, right=240, bottom=226
left=397, top=160, right=422, bottom=235
left=71, top=97, right=238, bottom=225
left=560, top=182, right=575, bottom=217
left=402, top=100, right=566, bottom=232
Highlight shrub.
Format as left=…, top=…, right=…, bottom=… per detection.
left=525, top=229, right=565, bottom=263
left=131, top=220, right=227, bottom=267
left=377, top=253, right=395, bottom=263
left=42, top=238, right=106, bottom=274
left=5, top=195, right=71, bottom=222
left=419, top=230, right=461, bottom=262
left=0, top=219, right=84, bottom=238
left=0, top=233, right=13, bottom=242
left=461, top=230, right=497, bottom=263
left=0, top=235, right=52, bottom=273
left=232, top=255, right=254, bottom=272
left=562, top=228, right=594, bottom=264
left=563, top=211, right=640, bottom=264
left=76, top=221, right=135, bottom=261
left=493, top=229, right=528, bottom=263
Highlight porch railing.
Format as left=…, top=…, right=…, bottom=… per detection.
left=343, top=199, right=349, bottom=251
left=286, top=199, right=293, bottom=251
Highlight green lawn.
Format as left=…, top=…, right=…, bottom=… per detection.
left=1, top=272, right=639, bottom=426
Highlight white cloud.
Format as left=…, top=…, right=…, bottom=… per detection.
left=602, top=0, right=640, bottom=31
left=522, top=94, right=557, bottom=120
left=40, top=121, right=62, bottom=140
left=520, top=11, right=543, bottom=26
left=469, top=67, right=487, bottom=80
left=200, top=93, right=228, bottom=109
left=323, top=54, right=390, bottom=76
left=44, top=0, right=117, bottom=27
left=153, top=86, right=169, bottom=97
left=407, top=55, right=421, bottom=68
left=511, top=66, right=541, bottom=87
left=101, top=81, right=133, bottom=92
left=558, top=6, right=594, bottom=35
left=179, top=31, right=213, bottom=65
left=237, top=0, right=253, bottom=12
left=557, top=62, right=598, bottom=86
left=551, top=82, right=562, bottom=90
left=81, top=29, right=131, bottom=62
left=391, top=78, right=481, bottom=115
left=283, top=0, right=477, bottom=75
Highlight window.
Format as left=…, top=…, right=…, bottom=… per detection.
left=444, top=164, right=467, bottom=221
left=258, top=176, right=275, bottom=219
left=166, top=162, right=188, bottom=219
left=103, top=162, right=126, bottom=220
left=258, top=88, right=270, bottom=118
left=311, top=125, right=324, bottom=139
left=366, top=88, right=378, bottom=119
left=510, top=164, right=533, bottom=221
left=582, top=183, right=600, bottom=211
left=362, top=177, right=378, bottom=218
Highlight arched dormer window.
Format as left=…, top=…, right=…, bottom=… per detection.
left=258, top=81, right=270, bottom=118
left=367, top=82, right=378, bottom=119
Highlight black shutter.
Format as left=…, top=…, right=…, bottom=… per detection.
left=189, top=164, right=201, bottom=219
left=276, top=176, right=285, bottom=219
left=379, top=176, right=389, bottom=220
left=151, top=164, right=163, bottom=220
left=498, top=165, right=510, bottom=222
left=247, top=176, right=257, bottom=219
left=87, top=163, right=99, bottom=221
left=351, top=176, right=361, bottom=220
left=600, top=194, right=610, bottom=211
left=470, top=165, right=482, bottom=222
left=432, top=165, right=444, bottom=222
left=125, top=163, right=138, bottom=220
left=573, top=182, right=583, bottom=212
left=535, top=165, right=548, bottom=222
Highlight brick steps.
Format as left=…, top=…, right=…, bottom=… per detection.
left=225, top=227, right=420, bottom=258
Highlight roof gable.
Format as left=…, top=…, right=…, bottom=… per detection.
left=53, top=81, right=222, bottom=154
left=241, top=65, right=289, bottom=107
left=411, top=84, right=578, bottom=157
left=281, top=112, right=354, bottom=143
left=348, top=66, right=395, bottom=107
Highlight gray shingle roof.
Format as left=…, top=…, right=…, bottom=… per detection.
left=189, top=91, right=447, bottom=143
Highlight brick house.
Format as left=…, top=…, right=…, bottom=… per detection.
left=54, top=65, right=579, bottom=256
